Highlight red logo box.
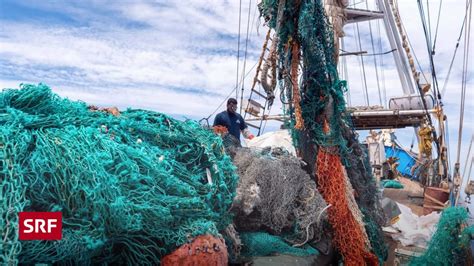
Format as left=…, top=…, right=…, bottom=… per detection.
left=18, top=212, right=62, bottom=240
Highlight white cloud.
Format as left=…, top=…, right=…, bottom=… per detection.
left=0, top=0, right=472, bottom=171
left=0, top=0, right=265, bottom=119
left=340, top=0, right=473, bottom=167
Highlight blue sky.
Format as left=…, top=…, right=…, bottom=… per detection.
left=0, top=0, right=472, bottom=179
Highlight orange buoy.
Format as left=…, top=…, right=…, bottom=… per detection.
left=161, top=235, right=228, bottom=266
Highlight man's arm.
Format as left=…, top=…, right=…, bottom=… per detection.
left=242, top=128, right=255, bottom=139
left=239, top=115, right=254, bottom=140
left=213, top=113, right=222, bottom=127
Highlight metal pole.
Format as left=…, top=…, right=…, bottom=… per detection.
left=376, top=0, right=417, bottom=95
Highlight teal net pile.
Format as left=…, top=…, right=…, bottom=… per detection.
left=259, top=0, right=387, bottom=263
left=382, top=180, right=404, bottom=189
left=362, top=209, right=389, bottom=265
left=410, top=207, right=474, bottom=266
left=239, top=232, right=318, bottom=257
left=0, top=83, right=238, bottom=265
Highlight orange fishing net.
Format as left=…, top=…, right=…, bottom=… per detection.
left=161, top=235, right=228, bottom=266
left=291, top=41, right=304, bottom=130
left=213, top=125, right=229, bottom=135
left=316, top=148, right=379, bottom=266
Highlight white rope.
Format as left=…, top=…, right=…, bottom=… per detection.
left=354, top=22, right=369, bottom=106
left=235, top=0, right=243, bottom=100
left=366, top=1, right=382, bottom=106
left=462, top=135, right=474, bottom=186
left=376, top=19, right=388, bottom=108
left=455, top=0, right=472, bottom=165
left=441, top=0, right=471, bottom=98
left=341, top=38, right=352, bottom=106
left=239, top=0, right=254, bottom=114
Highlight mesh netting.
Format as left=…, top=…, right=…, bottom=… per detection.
left=362, top=210, right=388, bottom=264
left=240, top=232, right=318, bottom=257
left=382, top=180, right=404, bottom=189
left=259, top=0, right=385, bottom=264
left=0, top=83, right=238, bottom=265
left=410, top=207, right=474, bottom=266
left=342, top=128, right=387, bottom=263
left=231, top=147, right=328, bottom=245
left=316, top=148, right=378, bottom=265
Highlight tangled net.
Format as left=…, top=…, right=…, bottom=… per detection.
left=259, top=0, right=386, bottom=264
left=343, top=128, right=387, bottom=262
left=410, top=207, right=474, bottom=266
left=232, top=148, right=327, bottom=242
left=239, top=232, right=318, bottom=258
left=0, top=83, right=238, bottom=265
left=316, top=148, right=378, bottom=265
left=227, top=147, right=328, bottom=258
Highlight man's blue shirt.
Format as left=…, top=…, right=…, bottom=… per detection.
left=213, top=111, right=247, bottom=140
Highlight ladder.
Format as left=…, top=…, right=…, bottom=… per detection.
left=242, top=29, right=277, bottom=136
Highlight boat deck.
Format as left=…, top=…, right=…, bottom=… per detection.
left=350, top=109, right=435, bottom=130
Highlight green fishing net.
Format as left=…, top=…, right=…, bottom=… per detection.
left=240, top=232, right=319, bottom=257
left=410, top=207, right=474, bottom=266
left=259, top=0, right=387, bottom=261
left=382, top=180, right=404, bottom=189
left=0, top=83, right=238, bottom=265
left=259, top=0, right=387, bottom=262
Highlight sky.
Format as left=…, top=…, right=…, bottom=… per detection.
left=0, top=0, right=472, bottom=180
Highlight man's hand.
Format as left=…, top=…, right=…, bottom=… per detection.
left=242, top=128, right=254, bottom=140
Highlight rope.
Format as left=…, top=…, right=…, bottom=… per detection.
left=391, top=0, right=424, bottom=87
left=462, top=135, right=474, bottom=182
left=455, top=0, right=472, bottom=165
left=441, top=0, right=471, bottom=98
left=376, top=19, right=387, bottom=108
left=365, top=1, right=382, bottom=106
left=291, top=41, right=304, bottom=130
left=239, top=0, right=253, bottom=115
left=465, top=158, right=474, bottom=193
left=341, top=38, right=352, bottom=107
left=235, top=0, right=243, bottom=100
left=416, top=0, right=442, bottom=104
left=432, top=0, right=443, bottom=52
left=400, top=23, right=429, bottom=84
left=445, top=118, right=452, bottom=172
left=426, top=0, right=433, bottom=48
left=355, top=22, right=370, bottom=106
left=292, top=204, right=331, bottom=248
left=205, top=61, right=258, bottom=121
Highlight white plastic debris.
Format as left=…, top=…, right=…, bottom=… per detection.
left=245, top=130, right=296, bottom=155
left=388, top=203, right=440, bottom=248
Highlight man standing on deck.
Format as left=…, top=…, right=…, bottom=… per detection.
left=213, top=98, right=254, bottom=144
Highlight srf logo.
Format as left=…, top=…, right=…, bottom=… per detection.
left=19, top=212, right=62, bottom=240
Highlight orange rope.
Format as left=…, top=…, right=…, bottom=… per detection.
left=213, top=125, right=228, bottom=135
left=316, top=148, right=378, bottom=265
left=322, top=118, right=330, bottom=134
left=291, top=41, right=305, bottom=130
